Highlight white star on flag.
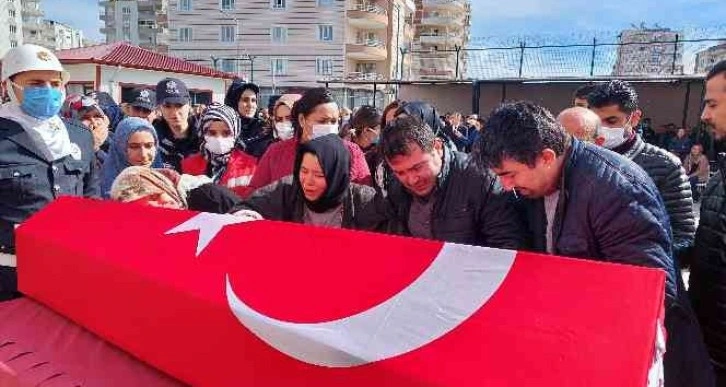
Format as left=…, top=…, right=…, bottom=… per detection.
left=166, top=212, right=257, bottom=256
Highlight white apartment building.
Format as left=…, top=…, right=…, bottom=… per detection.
left=0, top=0, right=24, bottom=57
left=21, top=0, right=45, bottom=47
left=695, top=43, right=726, bottom=74
left=168, top=0, right=415, bottom=107
left=613, top=28, right=684, bottom=76
left=100, top=0, right=170, bottom=53
left=44, top=20, right=84, bottom=50
left=411, top=0, right=470, bottom=80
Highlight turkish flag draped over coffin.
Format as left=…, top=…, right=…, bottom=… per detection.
left=16, top=197, right=665, bottom=386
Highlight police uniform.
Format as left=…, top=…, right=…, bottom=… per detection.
left=0, top=117, right=98, bottom=300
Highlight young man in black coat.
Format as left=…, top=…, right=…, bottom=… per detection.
left=475, top=101, right=714, bottom=387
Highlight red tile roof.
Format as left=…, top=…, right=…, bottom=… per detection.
left=55, top=42, right=238, bottom=80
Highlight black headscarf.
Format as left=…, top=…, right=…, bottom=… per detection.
left=293, top=135, right=351, bottom=213
left=396, top=101, right=446, bottom=134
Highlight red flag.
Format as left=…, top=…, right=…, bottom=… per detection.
left=17, top=197, right=665, bottom=386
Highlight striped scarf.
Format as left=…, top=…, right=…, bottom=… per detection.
left=197, top=103, right=241, bottom=182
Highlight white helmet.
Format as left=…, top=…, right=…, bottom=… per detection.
left=1, top=44, right=69, bottom=83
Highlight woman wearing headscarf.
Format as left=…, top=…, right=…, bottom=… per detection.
left=248, top=87, right=371, bottom=191
left=181, top=103, right=257, bottom=198
left=61, top=94, right=111, bottom=166
left=100, top=117, right=163, bottom=198
left=270, top=93, right=301, bottom=142
left=85, top=91, right=125, bottom=132
left=110, top=166, right=245, bottom=214
left=224, top=80, right=273, bottom=158
left=236, top=135, right=386, bottom=230
left=396, top=101, right=457, bottom=151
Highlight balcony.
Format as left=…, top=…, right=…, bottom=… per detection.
left=345, top=72, right=386, bottom=81
left=346, top=39, right=387, bottom=61
left=348, top=4, right=388, bottom=30
left=420, top=14, right=465, bottom=27
left=418, top=32, right=463, bottom=46
left=21, top=4, right=43, bottom=17
left=418, top=67, right=455, bottom=79
left=422, top=0, right=467, bottom=11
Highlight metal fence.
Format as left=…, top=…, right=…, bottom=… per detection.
left=405, top=35, right=726, bottom=80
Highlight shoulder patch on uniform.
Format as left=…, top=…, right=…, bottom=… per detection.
left=69, top=143, right=82, bottom=160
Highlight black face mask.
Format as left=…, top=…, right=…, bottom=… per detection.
left=293, top=135, right=351, bottom=213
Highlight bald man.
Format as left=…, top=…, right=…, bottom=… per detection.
left=557, top=107, right=600, bottom=142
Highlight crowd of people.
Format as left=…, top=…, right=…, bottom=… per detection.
left=1, top=43, right=726, bottom=386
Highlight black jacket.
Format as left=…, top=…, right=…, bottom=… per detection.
left=239, top=116, right=274, bottom=159
left=235, top=176, right=388, bottom=231
left=522, top=139, right=713, bottom=387
left=689, top=153, right=726, bottom=378
left=618, top=136, right=696, bottom=264
left=154, top=117, right=200, bottom=172
left=385, top=147, right=526, bottom=249
left=0, top=117, right=98, bottom=300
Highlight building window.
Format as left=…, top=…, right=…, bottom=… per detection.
left=122, top=6, right=131, bottom=14
left=122, top=26, right=131, bottom=40
left=8, top=10, right=15, bottom=18
left=270, top=58, right=289, bottom=76
left=221, top=0, right=234, bottom=10
left=178, top=0, right=192, bottom=11
left=220, top=59, right=237, bottom=73
left=10, top=41, right=17, bottom=48
left=317, top=0, right=333, bottom=6
left=9, top=25, right=17, bottom=34
left=318, top=25, right=333, bottom=42
left=270, top=26, right=287, bottom=44
left=316, top=58, right=334, bottom=76
left=179, top=27, right=192, bottom=42
left=271, top=0, right=286, bottom=10
left=221, top=25, right=235, bottom=42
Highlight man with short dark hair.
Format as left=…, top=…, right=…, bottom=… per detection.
left=689, top=59, right=726, bottom=384
left=572, top=83, right=597, bottom=108
left=127, top=88, right=157, bottom=123
left=588, top=80, right=695, bottom=263
left=475, top=101, right=713, bottom=387
left=153, top=77, right=199, bottom=172
left=380, top=116, right=525, bottom=249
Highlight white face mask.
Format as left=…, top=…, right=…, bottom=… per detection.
left=597, top=116, right=632, bottom=149
left=311, top=124, right=339, bottom=140
left=204, top=135, right=235, bottom=155
left=275, top=121, right=294, bottom=140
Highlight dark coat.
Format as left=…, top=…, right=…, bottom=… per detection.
left=154, top=117, right=201, bottom=172
left=620, top=136, right=696, bottom=265
left=689, top=154, right=726, bottom=381
left=522, top=139, right=713, bottom=387
left=385, top=147, right=526, bottom=249
left=0, top=117, right=98, bottom=300
left=236, top=176, right=388, bottom=231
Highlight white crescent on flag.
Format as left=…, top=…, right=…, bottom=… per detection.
left=226, top=243, right=516, bottom=368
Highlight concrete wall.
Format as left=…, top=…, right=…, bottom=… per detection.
left=63, top=63, right=230, bottom=104
left=399, top=80, right=706, bottom=129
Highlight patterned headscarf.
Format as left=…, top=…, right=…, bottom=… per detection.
left=61, top=94, right=106, bottom=121
left=110, top=166, right=186, bottom=209
left=197, top=103, right=241, bottom=181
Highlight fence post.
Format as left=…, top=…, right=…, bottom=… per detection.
left=455, top=45, right=461, bottom=80
left=518, top=41, right=526, bottom=78
left=672, top=34, right=680, bottom=75
left=589, top=38, right=597, bottom=76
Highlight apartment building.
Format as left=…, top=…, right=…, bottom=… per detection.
left=20, top=0, right=45, bottom=47
left=0, top=0, right=24, bottom=57
left=695, top=42, right=726, bottom=74
left=168, top=0, right=414, bottom=107
left=44, top=20, right=84, bottom=50
left=612, top=27, right=684, bottom=76
left=100, top=0, right=170, bottom=53
left=411, top=0, right=471, bottom=80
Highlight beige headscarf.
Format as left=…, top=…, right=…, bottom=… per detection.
left=110, top=166, right=186, bottom=209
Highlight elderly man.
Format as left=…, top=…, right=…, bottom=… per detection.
left=0, top=45, right=98, bottom=300
left=557, top=107, right=600, bottom=142
left=474, top=101, right=713, bottom=387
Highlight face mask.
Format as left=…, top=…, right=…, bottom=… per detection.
left=597, top=116, right=632, bottom=149
left=311, top=124, right=339, bottom=140
left=13, top=83, right=64, bottom=120
left=275, top=122, right=294, bottom=140
left=204, top=135, right=235, bottom=155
